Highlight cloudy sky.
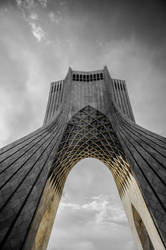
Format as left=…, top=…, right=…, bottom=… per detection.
left=0, top=0, right=166, bottom=249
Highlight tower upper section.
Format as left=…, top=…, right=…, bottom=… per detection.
left=44, top=67, right=135, bottom=124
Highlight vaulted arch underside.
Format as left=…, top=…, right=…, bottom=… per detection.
left=48, top=105, right=132, bottom=197
left=30, top=106, right=164, bottom=250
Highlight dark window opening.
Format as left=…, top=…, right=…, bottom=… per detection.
left=72, top=74, right=75, bottom=81
left=72, top=72, right=104, bottom=82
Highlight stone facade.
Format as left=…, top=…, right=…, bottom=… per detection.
left=0, top=67, right=165, bottom=250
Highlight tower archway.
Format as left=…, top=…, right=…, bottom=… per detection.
left=30, top=106, right=163, bottom=250
left=0, top=67, right=165, bottom=250
left=47, top=158, right=136, bottom=250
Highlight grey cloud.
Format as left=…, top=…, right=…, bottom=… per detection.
left=59, top=194, right=128, bottom=228
left=46, top=0, right=166, bottom=47
left=2, top=0, right=166, bottom=50
left=0, top=7, right=50, bottom=145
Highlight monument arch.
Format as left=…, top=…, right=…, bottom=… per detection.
left=0, top=67, right=165, bottom=250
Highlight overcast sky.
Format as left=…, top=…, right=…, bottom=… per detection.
left=0, top=0, right=166, bottom=249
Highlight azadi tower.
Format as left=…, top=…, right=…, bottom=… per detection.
left=0, top=66, right=166, bottom=250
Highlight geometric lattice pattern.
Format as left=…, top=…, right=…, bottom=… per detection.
left=49, top=105, right=132, bottom=197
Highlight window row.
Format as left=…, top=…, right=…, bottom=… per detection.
left=72, top=73, right=104, bottom=82
left=114, top=81, right=125, bottom=91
